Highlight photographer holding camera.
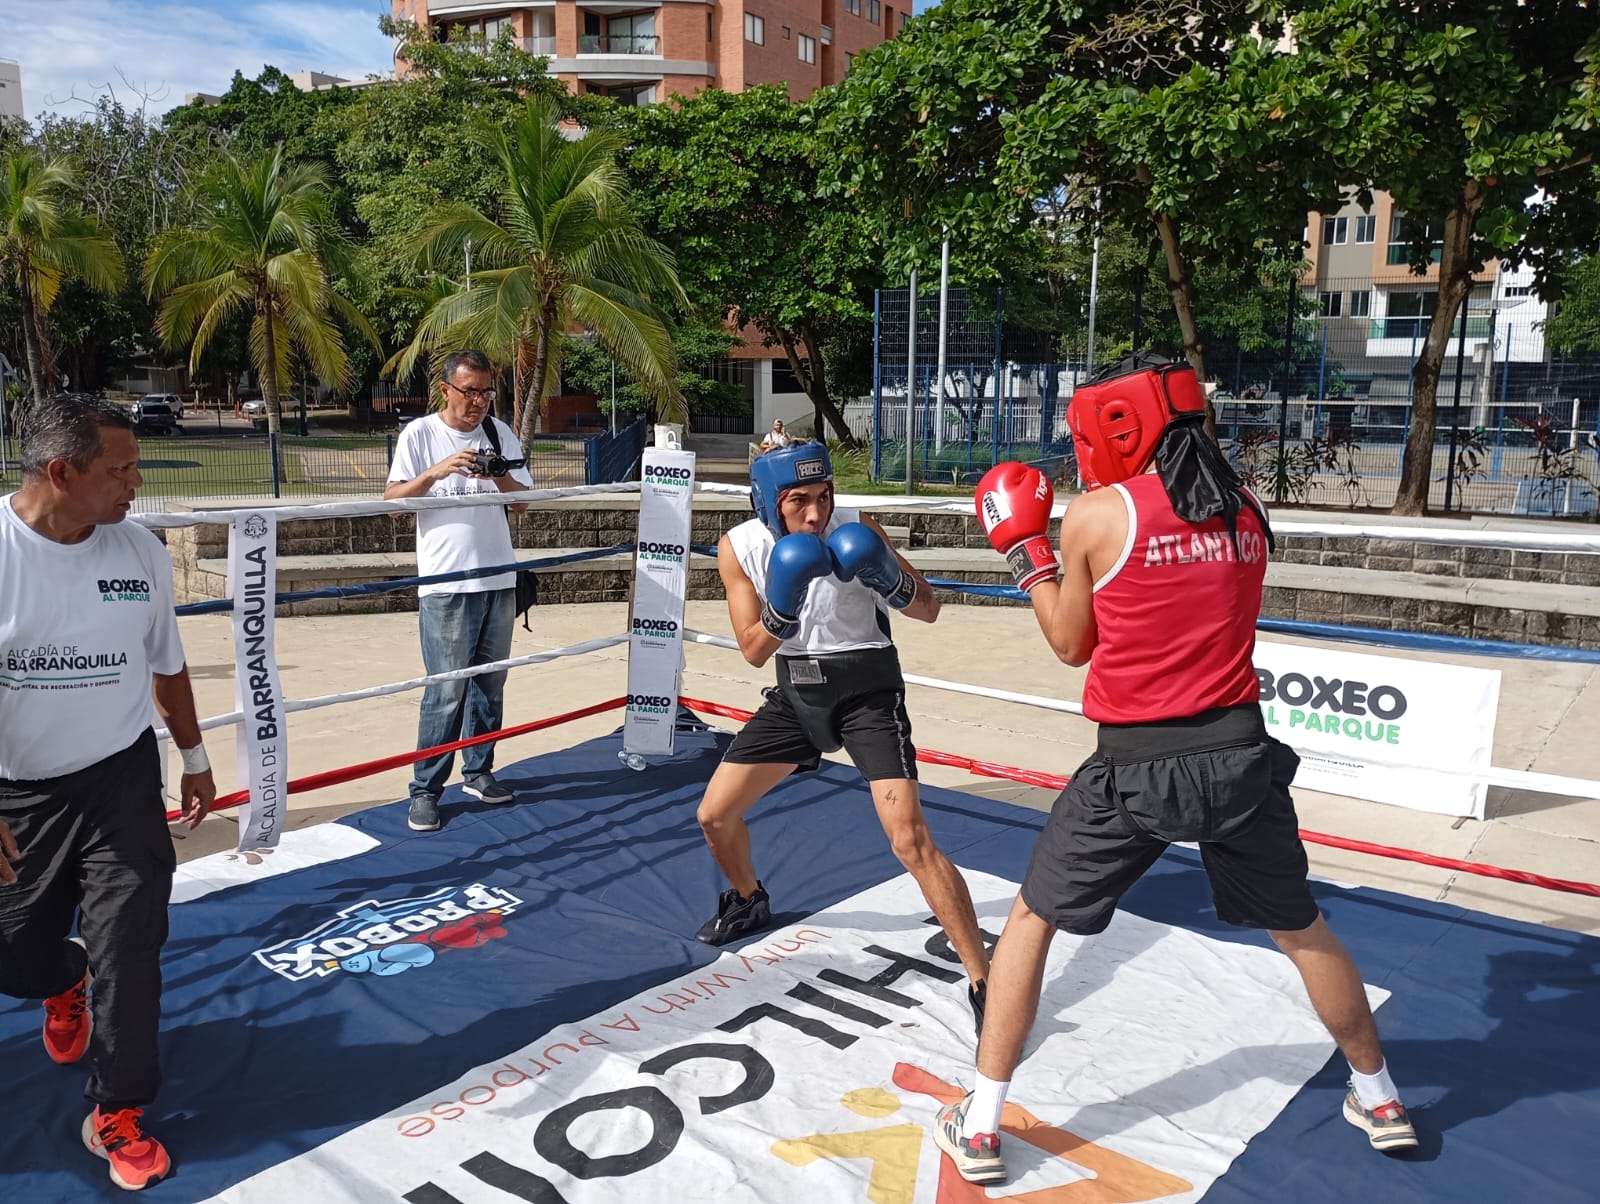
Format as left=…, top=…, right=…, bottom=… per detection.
left=384, top=349, right=533, bottom=832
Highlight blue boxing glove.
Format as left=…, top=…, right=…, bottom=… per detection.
left=827, top=522, right=918, bottom=610
left=762, top=533, right=833, bottom=638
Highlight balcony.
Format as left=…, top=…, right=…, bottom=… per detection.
left=521, top=35, right=556, bottom=56
left=577, top=34, right=660, bottom=54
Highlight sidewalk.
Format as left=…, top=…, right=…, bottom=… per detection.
left=170, top=600, right=1600, bottom=935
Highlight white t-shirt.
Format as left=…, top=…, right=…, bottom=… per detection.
left=0, top=496, right=186, bottom=779
left=727, top=511, right=892, bottom=657
left=387, top=413, right=534, bottom=597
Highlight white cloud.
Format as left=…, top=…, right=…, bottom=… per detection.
left=0, top=0, right=394, bottom=123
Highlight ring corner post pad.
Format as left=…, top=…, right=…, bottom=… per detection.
left=624, top=447, right=698, bottom=762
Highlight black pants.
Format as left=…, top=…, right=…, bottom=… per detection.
left=0, top=729, right=175, bottom=1107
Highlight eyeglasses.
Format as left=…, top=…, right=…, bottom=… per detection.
left=443, top=381, right=497, bottom=404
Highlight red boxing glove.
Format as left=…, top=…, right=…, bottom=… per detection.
left=975, top=462, right=1061, bottom=590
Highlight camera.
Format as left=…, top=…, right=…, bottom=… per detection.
left=471, top=448, right=528, bottom=478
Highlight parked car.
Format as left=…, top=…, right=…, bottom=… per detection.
left=241, top=399, right=267, bottom=420
left=131, top=394, right=180, bottom=435
left=141, top=392, right=185, bottom=419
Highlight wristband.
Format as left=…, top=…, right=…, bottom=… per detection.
left=179, top=744, right=211, bottom=775
left=760, top=600, right=800, bottom=640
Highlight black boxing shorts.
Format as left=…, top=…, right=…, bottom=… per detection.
left=722, top=646, right=917, bottom=782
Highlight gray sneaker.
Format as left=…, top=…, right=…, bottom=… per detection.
left=463, top=773, right=513, bottom=805
left=1342, top=1087, right=1419, bottom=1152
left=932, top=1092, right=1006, bottom=1184
left=407, top=794, right=441, bottom=831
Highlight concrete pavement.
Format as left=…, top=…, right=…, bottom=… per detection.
left=169, top=599, right=1600, bottom=936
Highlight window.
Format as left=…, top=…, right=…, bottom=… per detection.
left=1387, top=214, right=1444, bottom=265
left=1503, top=284, right=1532, bottom=298
left=1319, top=291, right=1343, bottom=318
left=1354, top=215, right=1377, bottom=243
left=845, top=51, right=855, bottom=72
left=1380, top=290, right=1438, bottom=338
left=1321, top=216, right=1348, bottom=245
left=867, top=0, right=881, bottom=23
left=1348, top=289, right=1370, bottom=317
left=707, top=13, right=713, bottom=39
left=845, top=0, right=859, bottom=13
left=782, top=24, right=790, bottom=39
left=607, top=83, right=657, bottom=106
left=798, top=33, right=816, bottom=63
left=744, top=12, right=764, bottom=43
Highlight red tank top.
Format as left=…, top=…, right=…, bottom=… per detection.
left=1082, top=474, right=1268, bottom=724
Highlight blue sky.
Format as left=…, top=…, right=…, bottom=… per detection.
left=0, top=0, right=396, bottom=123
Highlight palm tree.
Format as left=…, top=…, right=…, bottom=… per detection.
left=391, top=98, right=687, bottom=446
left=145, top=149, right=376, bottom=437
left=0, top=148, right=125, bottom=405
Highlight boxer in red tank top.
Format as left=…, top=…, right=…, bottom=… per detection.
left=929, top=355, right=1415, bottom=1188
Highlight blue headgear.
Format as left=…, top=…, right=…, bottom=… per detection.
left=750, top=441, right=833, bottom=536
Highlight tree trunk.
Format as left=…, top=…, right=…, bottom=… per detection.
left=1392, top=183, right=1487, bottom=517
left=782, top=322, right=858, bottom=450
left=260, top=305, right=283, bottom=438
left=1149, top=205, right=1219, bottom=442
left=18, top=270, right=51, bottom=405
left=519, top=304, right=556, bottom=449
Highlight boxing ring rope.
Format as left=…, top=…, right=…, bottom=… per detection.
left=679, top=629, right=1600, bottom=801
left=147, top=484, right=1600, bottom=908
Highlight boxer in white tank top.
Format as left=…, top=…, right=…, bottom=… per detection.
left=691, top=442, right=992, bottom=1038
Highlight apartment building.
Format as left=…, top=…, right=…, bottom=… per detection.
left=1303, top=190, right=1552, bottom=406
left=392, top=0, right=899, bottom=105
left=0, top=59, right=23, bottom=123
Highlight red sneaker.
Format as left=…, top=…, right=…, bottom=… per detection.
left=82, top=1106, right=172, bottom=1191
left=42, top=966, right=91, bottom=1065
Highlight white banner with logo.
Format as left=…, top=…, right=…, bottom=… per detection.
left=624, top=449, right=696, bottom=757
left=208, top=869, right=1384, bottom=1203
left=1255, top=639, right=1501, bottom=818
left=227, top=511, right=288, bottom=849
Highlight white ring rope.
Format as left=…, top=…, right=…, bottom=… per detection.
left=129, top=478, right=1600, bottom=552
left=159, top=633, right=628, bottom=739
left=683, top=628, right=1600, bottom=801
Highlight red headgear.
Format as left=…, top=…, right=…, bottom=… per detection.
left=1066, top=356, right=1208, bottom=488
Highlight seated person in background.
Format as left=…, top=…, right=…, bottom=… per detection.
left=760, top=419, right=792, bottom=452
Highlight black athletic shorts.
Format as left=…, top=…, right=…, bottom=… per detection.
left=1020, top=703, right=1319, bottom=935
left=722, top=646, right=917, bottom=782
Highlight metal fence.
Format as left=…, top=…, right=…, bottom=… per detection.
left=870, top=282, right=1600, bottom=515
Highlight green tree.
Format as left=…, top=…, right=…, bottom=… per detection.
left=145, top=149, right=376, bottom=436
left=627, top=85, right=877, bottom=448
left=1544, top=253, right=1600, bottom=353
left=824, top=1, right=1344, bottom=399
left=1290, top=0, right=1600, bottom=514
left=392, top=97, right=686, bottom=446
left=0, top=147, right=126, bottom=403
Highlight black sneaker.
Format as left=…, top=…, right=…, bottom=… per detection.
left=695, top=883, right=772, bottom=945
left=407, top=795, right=441, bottom=832
left=463, top=773, right=513, bottom=805
left=969, top=979, right=987, bottom=1038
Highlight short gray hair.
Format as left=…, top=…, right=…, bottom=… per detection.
left=21, top=394, right=136, bottom=479
left=440, top=348, right=493, bottom=384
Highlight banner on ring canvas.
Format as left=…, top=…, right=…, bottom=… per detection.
left=227, top=510, right=288, bottom=849
left=205, top=869, right=1383, bottom=1203
left=1254, top=639, right=1500, bottom=818
left=625, top=449, right=696, bottom=757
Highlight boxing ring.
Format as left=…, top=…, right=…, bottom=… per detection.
left=3, top=483, right=1599, bottom=1203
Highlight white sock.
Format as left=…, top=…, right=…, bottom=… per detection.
left=965, top=1073, right=1010, bottom=1137
left=1349, top=1060, right=1400, bottom=1109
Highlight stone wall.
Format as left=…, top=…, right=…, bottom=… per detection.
left=164, top=498, right=1600, bottom=648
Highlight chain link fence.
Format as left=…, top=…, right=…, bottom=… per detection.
left=869, top=282, right=1600, bottom=515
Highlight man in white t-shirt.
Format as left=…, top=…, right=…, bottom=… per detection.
left=0, top=394, right=214, bottom=1192
left=384, top=349, right=534, bottom=832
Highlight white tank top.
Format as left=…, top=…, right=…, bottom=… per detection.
left=727, top=510, right=892, bottom=656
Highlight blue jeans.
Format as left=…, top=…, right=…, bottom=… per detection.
left=412, top=589, right=514, bottom=800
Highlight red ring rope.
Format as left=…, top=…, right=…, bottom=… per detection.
left=176, top=692, right=1600, bottom=899
left=674, top=697, right=1600, bottom=900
